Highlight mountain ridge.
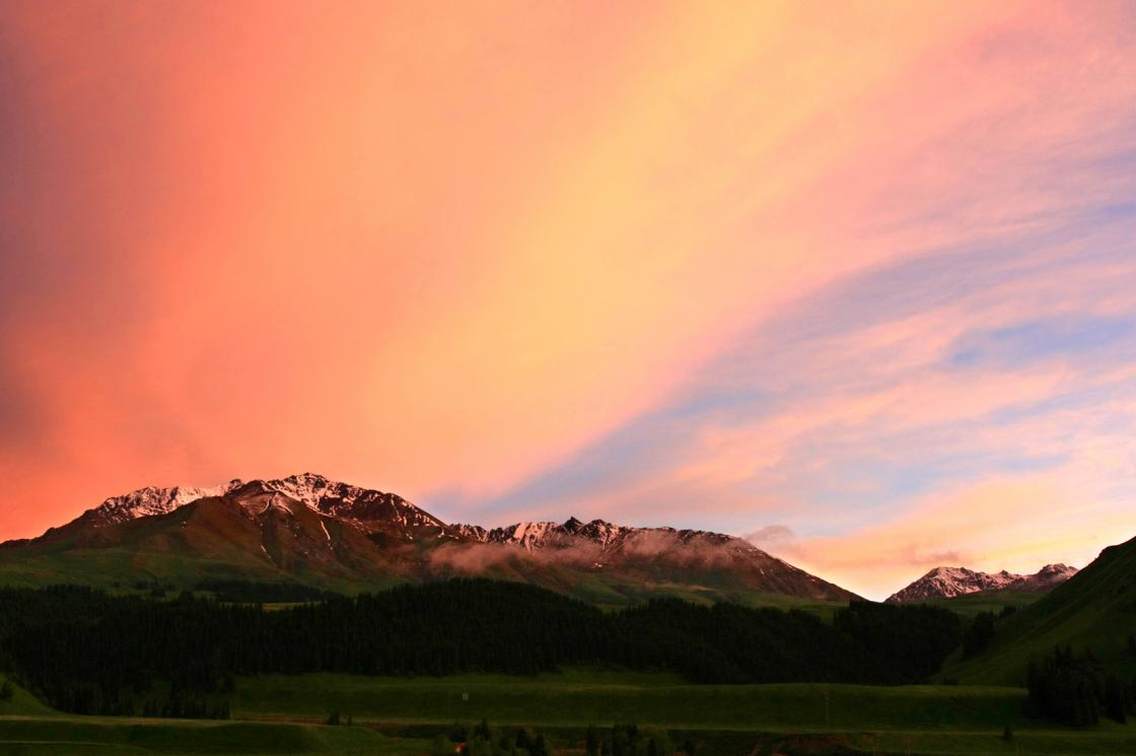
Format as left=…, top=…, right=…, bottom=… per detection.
left=886, top=563, right=1078, bottom=604
left=0, top=473, right=859, bottom=605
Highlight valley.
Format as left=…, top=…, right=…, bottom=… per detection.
left=1, top=477, right=1133, bottom=754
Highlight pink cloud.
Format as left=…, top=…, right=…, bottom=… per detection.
left=1, top=0, right=1135, bottom=556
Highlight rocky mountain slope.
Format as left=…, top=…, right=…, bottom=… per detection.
left=886, top=563, right=1078, bottom=604
left=0, top=473, right=858, bottom=605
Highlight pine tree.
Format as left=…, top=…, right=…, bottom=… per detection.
left=1105, top=675, right=1129, bottom=724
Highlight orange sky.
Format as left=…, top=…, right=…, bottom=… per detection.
left=2, top=1, right=1135, bottom=597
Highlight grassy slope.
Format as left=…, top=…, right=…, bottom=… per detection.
left=0, top=545, right=845, bottom=613
left=0, top=499, right=412, bottom=597
left=928, top=590, right=1040, bottom=618
left=945, top=534, right=1136, bottom=685
left=0, top=679, right=56, bottom=718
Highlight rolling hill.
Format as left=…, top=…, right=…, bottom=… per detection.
left=943, top=533, right=1136, bottom=685
left=0, top=473, right=858, bottom=606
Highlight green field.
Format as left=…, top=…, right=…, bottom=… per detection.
left=233, top=670, right=1136, bottom=753
left=0, top=717, right=424, bottom=755
left=234, top=670, right=1030, bottom=731
left=5, top=670, right=1136, bottom=754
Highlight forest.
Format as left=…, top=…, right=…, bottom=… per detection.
left=0, top=580, right=965, bottom=717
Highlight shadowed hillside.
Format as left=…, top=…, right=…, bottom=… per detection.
left=944, top=534, right=1136, bottom=685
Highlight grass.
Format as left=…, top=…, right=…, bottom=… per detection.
left=234, top=669, right=1033, bottom=731
left=5, top=670, right=1136, bottom=754
left=928, top=590, right=1040, bottom=618
left=0, top=679, right=56, bottom=718
left=0, top=543, right=848, bottom=612
left=0, top=678, right=420, bottom=754
left=0, top=717, right=421, bottom=755
left=944, top=535, right=1136, bottom=685
left=229, top=669, right=1136, bottom=753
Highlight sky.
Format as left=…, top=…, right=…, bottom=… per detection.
left=1, top=1, right=1134, bottom=598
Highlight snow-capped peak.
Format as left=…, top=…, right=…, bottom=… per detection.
left=75, top=473, right=446, bottom=539
left=85, top=481, right=243, bottom=526
left=886, top=563, right=1078, bottom=603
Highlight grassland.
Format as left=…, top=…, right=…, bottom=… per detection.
left=0, top=679, right=55, bottom=718
left=232, top=669, right=1136, bottom=753
left=5, top=670, right=1136, bottom=754
left=234, top=669, right=1031, bottom=731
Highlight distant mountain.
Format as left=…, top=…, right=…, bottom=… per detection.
left=886, top=563, right=1078, bottom=604
left=943, top=534, right=1136, bottom=685
left=0, top=473, right=858, bottom=606
left=60, top=472, right=447, bottom=541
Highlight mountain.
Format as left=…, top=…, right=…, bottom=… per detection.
left=57, top=472, right=447, bottom=542
left=942, top=534, right=1136, bottom=685
left=886, top=563, right=1078, bottom=604
left=0, top=473, right=858, bottom=606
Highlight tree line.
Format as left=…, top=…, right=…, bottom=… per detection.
left=0, top=580, right=963, bottom=717
left=1027, top=645, right=1136, bottom=726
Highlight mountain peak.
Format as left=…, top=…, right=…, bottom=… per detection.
left=13, top=473, right=863, bottom=605
left=887, top=562, right=1078, bottom=603
left=66, top=473, right=446, bottom=542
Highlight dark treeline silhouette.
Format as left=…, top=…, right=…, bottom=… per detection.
left=961, top=611, right=997, bottom=658
left=1027, top=645, right=1136, bottom=726
left=0, top=580, right=962, bottom=717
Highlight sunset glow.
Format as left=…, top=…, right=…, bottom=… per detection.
left=2, top=1, right=1135, bottom=597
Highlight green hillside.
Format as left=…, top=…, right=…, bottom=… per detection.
left=945, top=534, right=1136, bottom=685
left=928, top=590, right=1041, bottom=618
left=0, top=514, right=850, bottom=612
left=0, top=677, right=56, bottom=717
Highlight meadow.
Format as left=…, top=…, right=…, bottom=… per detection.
left=5, top=669, right=1136, bottom=754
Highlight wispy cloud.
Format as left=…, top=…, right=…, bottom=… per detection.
left=1, top=0, right=1134, bottom=593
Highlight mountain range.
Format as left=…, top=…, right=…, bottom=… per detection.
left=0, top=473, right=1090, bottom=608
left=0, top=473, right=856, bottom=606
left=886, top=563, right=1078, bottom=604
